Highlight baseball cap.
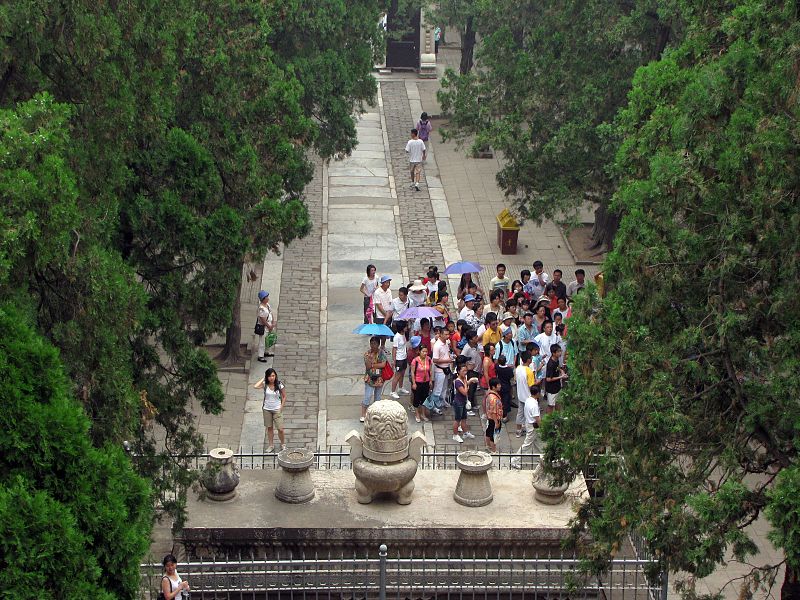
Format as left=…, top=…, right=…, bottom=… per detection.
left=502, top=326, right=514, bottom=335
left=463, top=294, right=476, bottom=302
left=380, top=275, right=392, bottom=284
left=258, top=290, right=269, bottom=301
left=410, top=336, right=422, bottom=348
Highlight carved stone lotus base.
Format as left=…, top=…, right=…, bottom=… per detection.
left=531, top=462, right=569, bottom=505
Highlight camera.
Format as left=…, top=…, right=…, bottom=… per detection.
left=370, top=374, right=379, bottom=383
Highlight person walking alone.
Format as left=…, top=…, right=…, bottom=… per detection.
left=405, top=128, right=426, bottom=191
left=253, top=368, right=287, bottom=452
left=256, top=290, right=275, bottom=362
left=416, top=112, right=433, bottom=142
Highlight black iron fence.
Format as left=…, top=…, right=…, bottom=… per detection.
left=141, top=543, right=665, bottom=600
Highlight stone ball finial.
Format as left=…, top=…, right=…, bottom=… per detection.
left=362, top=400, right=410, bottom=461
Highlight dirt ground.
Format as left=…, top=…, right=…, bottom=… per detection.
left=565, top=224, right=607, bottom=264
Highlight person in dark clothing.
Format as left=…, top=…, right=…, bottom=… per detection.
left=544, top=344, right=568, bottom=413
left=496, top=354, right=515, bottom=418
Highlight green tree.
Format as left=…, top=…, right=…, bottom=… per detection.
left=438, top=0, right=673, bottom=249
left=543, top=1, right=800, bottom=597
left=0, top=304, right=152, bottom=599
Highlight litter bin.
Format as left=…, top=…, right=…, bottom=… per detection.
left=496, top=209, right=520, bottom=255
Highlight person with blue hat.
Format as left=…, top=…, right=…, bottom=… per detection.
left=457, top=293, right=481, bottom=330
left=255, top=290, right=275, bottom=362
left=372, top=275, right=393, bottom=325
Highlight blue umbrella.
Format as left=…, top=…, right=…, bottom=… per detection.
left=443, top=261, right=482, bottom=275
left=397, top=306, right=442, bottom=320
left=352, top=323, right=395, bottom=337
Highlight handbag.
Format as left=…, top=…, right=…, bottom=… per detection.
left=381, top=360, right=394, bottom=382
left=254, top=321, right=265, bottom=336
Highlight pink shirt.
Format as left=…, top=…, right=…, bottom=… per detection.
left=411, top=357, right=431, bottom=382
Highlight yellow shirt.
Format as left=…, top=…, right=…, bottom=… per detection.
left=482, top=327, right=501, bottom=347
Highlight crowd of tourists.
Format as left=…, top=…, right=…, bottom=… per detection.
left=360, top=261, right=586, bottom=461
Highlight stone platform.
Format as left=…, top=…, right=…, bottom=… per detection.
left=181, top=469, right=588, bottom=557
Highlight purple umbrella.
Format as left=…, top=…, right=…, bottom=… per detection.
left=443, top=261, right=482, bottom=275
left=397, top=306, right=443, bottom=320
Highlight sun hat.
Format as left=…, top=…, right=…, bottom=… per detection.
left=380, top=275, right=392, bottom=284
left=502, top=312, right=515, bottom=321
left=410, top=336, right=422, bottom=348
left=463, top=294, right=476, bottom=302
left=409, top=279, right=426, bottom=292
left=536, top=295, right=550, bottom=306
left=258, top=290, right=269, bottom=301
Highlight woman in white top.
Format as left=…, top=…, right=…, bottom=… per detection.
left=390, top=320, right=411, bottom=399
left=359, top=264, right=379, bottom=323
left=254, top=368, right=287, bottom=453
left=161, top=554, right=190, bottom=600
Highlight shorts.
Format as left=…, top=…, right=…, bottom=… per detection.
left=395, top=359, right=408, bottom=372
left=262, top=409, right=284, bottom=429
left=485, top=419, right=498, bottom=439
left=547, top=392, right=560, bottom=407
left=453, top=402, right=468, bottom=422
left=413, top=381, right=430, bottom=407
left=410, top=162, right=422, bottom=176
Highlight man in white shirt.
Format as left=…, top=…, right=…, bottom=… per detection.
left=405, top=129, right=427, bottom=191
left=458, top=294, right=481, bottom=330
left=511, top=383, right=542, bottom=469
left=534, top=320, right=563, bottom=363
left=514, top=352, right=535, bottom=438
left=391, top=286, right=410, bottom=320
left=372, top=275, right=393, bottom=325
left=567, top=269, right=586, bottom=298
left=390, top=320, right=410, bottom=399
left=524, top=260, right=549, bottom=298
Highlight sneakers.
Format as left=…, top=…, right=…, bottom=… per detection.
left=515, top=430, right=523, bottom=438
left=457, top=426, right=463, bottom=433
left=467, top=411, right=476, bottom=417
left=433, top=408, right=443, bottom=415
left=280, top=444, right=286, bottom=451
left=415, top=415, right=421, bottom=423
left=414, top=183, right=420, bottom=191
left=266, top=446, right=275, bottom=453
left=399, top=388, right=410, bottom=395
left=257, top=357, right=267, bottom=363
left=511, top=461, right=522, bottom=470
left=359, top=416, right=365, bottom=423
left=452, top=434, right=464, bottom=443
left=463, top=431, right=476, bottom=439
left=390, top=391, right=400, bottom=399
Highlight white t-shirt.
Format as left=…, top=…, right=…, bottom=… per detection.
left=372, top=287, right=393, bottom=317
left=262, top=382, right=285, bottom=411
left=515, top=365, right=532, bottom=404
left=534, top=331, right=563, bottom=361
left=393, top=333, right=408, bottom=361
left=257, top=303, right=273, bottom=328
left=391, top=296, right=410, bottom=318
left=523, top=393, right=541, bottom=424
left=361, top=275, right=379, bottom=296
left=525, top=272, right=550, bottom=297
left=405, top=138, right=426, bottom=163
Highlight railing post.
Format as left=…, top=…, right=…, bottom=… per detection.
left=661, top=568, right=669, bottom=600
left=378, top=544, right=388, bottom=600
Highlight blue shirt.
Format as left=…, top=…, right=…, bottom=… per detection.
left=494, top=338, right=518, bottom=366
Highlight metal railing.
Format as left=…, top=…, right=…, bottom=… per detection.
left=141, top=544, right=665, bottom=599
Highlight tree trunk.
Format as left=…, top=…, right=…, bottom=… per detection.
left=782, top=565, right=800, bottom=600
left=588, top=202, right=620, bottom=253
left=460, top=17, right=476, bottom=75
left=217, top=272, right=243, bottom=365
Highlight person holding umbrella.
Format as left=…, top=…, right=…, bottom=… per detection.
left=362, top=335, right=389, bottom=422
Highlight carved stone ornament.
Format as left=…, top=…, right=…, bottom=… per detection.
left=346, top=400, right=427, bottom=505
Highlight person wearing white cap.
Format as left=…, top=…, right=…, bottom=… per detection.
left=372, top=275, right=394, bottom=325
left=407, top=279, right=427, bottom=308
left=255, top=290, right=275, bottom=362
left=458, top=294, right=481, bottom=331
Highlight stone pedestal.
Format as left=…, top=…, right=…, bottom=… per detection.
left=532, top=462, right=569, bottom=505
left=201, top=448, right=240, bottom=501
left=275, top=448, right=315, bottom=504
left=453, top=450, right=493, bottom=507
